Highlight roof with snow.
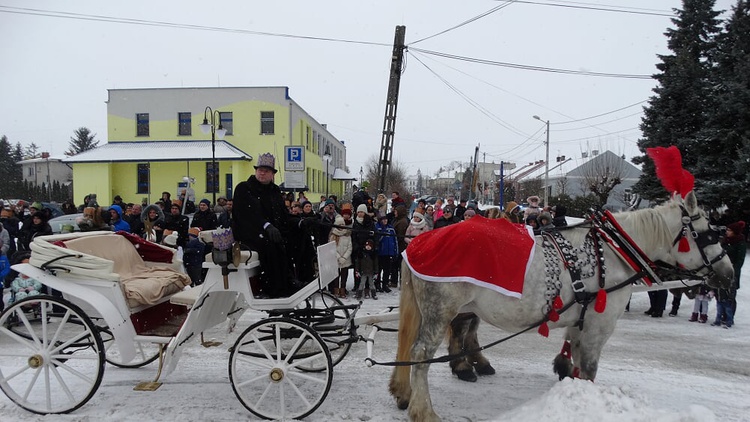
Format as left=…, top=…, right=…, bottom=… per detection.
left=514, top=150, right=641, bottom=181
left=332, top=168, right=357, bottom=181
left=62, top=141, right=253, bottom=163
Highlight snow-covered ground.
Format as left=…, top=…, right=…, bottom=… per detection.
left=2, top=255, right=749, bottom=422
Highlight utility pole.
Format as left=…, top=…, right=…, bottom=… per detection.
left=376, top=26, right=406, bottom=193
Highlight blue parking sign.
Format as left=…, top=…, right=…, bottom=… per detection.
left=284, top=146, right=305, bottom=171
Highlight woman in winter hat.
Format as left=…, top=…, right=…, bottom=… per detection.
left=329, top=214, right=352, bottom=298
left=405, top=211, right=430, bottom=245
left=524, top=195, right=541, bottom=219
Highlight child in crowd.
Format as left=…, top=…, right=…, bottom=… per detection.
left=8, top=253, right=43, bottom=306
left=183, top=227, right=205, bottom=286
left=375, top=215, right=396, bottom=293
left=688, top=284, right=711, bottom=323
left=355, top=239, right=379, bottom=300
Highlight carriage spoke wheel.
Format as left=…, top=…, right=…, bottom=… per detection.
left=0, top=295, right=105, bottom=414
left=295, top=290, right=353, bottom=370
left=229, top=317, right=332, bottom=420
left=97, top=326, right=159, bottom=368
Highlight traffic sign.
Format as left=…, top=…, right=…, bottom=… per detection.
left=285, top=146, right=305, bottom=171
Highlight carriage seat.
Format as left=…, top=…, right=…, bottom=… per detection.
left=197, top=229, right=259, bottom=265
left=31, top=232, right=191, bottom=308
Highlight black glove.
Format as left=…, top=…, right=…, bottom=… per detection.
left=265, top=224, right=283, bottom=243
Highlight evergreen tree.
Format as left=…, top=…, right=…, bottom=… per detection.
left=24, top=142, right=41, bottom=159
left=66, top=127, right=99, bottom=156
left=0, top=136, right=17, bottom=198
left=696, top=0, right=750, bottom=209
left=632, top=0, right=722, bottom=201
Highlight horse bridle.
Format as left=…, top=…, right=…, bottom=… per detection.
left=667, top=205, right=726, bottom=280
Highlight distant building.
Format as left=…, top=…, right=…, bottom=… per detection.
left=64, top=87, right=353, bottom=206
left=18, top=154, right=72, bottom=190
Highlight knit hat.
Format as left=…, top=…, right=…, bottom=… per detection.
left=188, top=227, right=201, bottom=237
left=254, top=153, right=278, bottom=173
left=539, top=212, right=553, bottom=225
left=30, top=202, right=43, bottom=210
left=464, top=209, right=476, bottom=218
left=727, top=221, right=746, bottom=234
left=324, top=198, right=335, bottom=207
left=200, top=198, right=211, bottom=206
left=412, top=211, right=424, bottom=220
left=356, top=204, right=368, bottom=214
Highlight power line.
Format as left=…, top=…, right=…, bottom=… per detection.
left=409, top=47, right=653, bottom=79
left=409, top=52, right=530, bottom=139
left=410, top=1, right=516, bottom=45
left=554, top=111, right=644, bottom=132
left=509, top=1, right=674, bottom=17
left=555, top=100, right=647, bottom=124
left=0, top=6, right=391, bottom=48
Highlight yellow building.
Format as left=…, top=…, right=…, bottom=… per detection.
left=64, top=87, right=354, bottom=207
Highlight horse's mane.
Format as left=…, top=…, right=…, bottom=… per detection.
left=611, top=204, right=675, bottom=251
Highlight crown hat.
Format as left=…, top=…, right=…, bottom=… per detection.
left=254, top=153, right=277, bottom=173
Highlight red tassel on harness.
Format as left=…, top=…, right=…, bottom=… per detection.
left=560, top=340, right=572, bottom=359
left=678, top=234, right=690, bottom=252
left=538, top=322, right=549, bottom=337
left=553, top=295, right=564, bottom=310
left=594, top=288, right=607, bottom=313
left=548, top=308, right=560, bottom=322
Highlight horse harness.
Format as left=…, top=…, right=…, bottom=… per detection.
left=541, top=205, right=725, bottom=331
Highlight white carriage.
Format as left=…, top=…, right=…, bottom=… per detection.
left=0, top=231, right=358, bottom=420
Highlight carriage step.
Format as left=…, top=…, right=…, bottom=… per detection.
left=170, top=287, right=202, bottom=307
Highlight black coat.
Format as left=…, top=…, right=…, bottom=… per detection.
left=232, top=175, right=290, bottom=248
left=164, top=213, right=189, bottom=247
left=191, top=209, right=218, bottom=231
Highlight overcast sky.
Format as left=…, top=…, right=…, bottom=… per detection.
left=0, top=0, right=738, bottom=177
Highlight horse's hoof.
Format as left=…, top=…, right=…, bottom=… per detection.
left=454, top=368, right=477, bottom=382
left=396, top=397, right=410, bottom=410
left=475, top=363, right=496, bottom=376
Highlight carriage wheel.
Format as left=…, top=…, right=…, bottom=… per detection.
left=0, top=295, right=105, bottom=414
left=98, top=326, right=160, bottom=368
left=228, top=317, right=332, bottom=420
left=295, top=290, right=353, bottom=370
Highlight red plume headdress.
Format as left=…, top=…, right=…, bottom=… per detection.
left=646, top=146, right=694, bottom=198
left=646, top=146, right=694, bottom=252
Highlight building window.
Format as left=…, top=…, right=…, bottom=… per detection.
left=27, top=166, right=34, bottom=177
left=178, top=112, right=191, bottom=136
left=260, top=111, right=275, bottom=135
left=219, top=111, right=233, bottom=136
left=136, top=113, right=149, bottom=137
left=137, top=163, right=150, bottom=194
left=206, top=162, right=219, bottom=193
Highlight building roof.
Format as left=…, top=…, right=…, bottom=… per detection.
left=332, top=168, right=357, bottom=181
left=17, top=157, right=66, bottom=164
left=62, top=141, right=253, bottom=163
left=516, top=150, right=641, bottom=182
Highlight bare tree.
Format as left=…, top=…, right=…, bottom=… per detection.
left=364, top=155, right=408, bottom=196
left=581, top=153, right=626, bottom=206
left=556, top=176, right=569, bottom=196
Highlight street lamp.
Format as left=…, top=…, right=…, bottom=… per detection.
left=323, top=145, right=331, bottom=198
left=533, top=115, right=550, bottom=207
left=359, top=166, right=363, bottom=188
left=199, top=106, right=227, bottom=206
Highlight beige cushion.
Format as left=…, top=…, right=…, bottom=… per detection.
left=63, top=235, right=191, bottom=307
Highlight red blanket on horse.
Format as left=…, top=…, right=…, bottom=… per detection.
left=402, top=216, right=535, bottom=298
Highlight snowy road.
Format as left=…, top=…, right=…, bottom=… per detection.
left=2, top=258, right=749, bottom=422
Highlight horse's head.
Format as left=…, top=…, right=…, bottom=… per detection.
left=662, top=191, right=733, bottom=288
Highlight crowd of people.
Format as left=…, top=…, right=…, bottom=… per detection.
left=2, top=158, right=748, bottom=313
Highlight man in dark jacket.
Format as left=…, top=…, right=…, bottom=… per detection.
left=233, top=153, right=307, bottom=298
left=164, top=203, right=189, bottom=248
left=434, top=205, right=458, bottom=229
left=191, top=198, right=218, bottom=231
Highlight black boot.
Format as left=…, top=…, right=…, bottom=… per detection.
left=644, top=308, right=654, bottom=316
left=668, top=306, right=678, bottom=317
left=651, top=310, right=663, bottom=318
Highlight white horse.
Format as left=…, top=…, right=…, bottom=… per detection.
left=389, top=191, right=734, bottom=422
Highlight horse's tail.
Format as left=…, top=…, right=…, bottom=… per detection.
left=389, top=259, right=419, bottom=410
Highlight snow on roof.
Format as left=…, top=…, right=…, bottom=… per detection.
left=332, top=168, right=357, bottom=180
left=62, top=141, right=252, bottom=163
left=515, top=150, right=640, bottom=181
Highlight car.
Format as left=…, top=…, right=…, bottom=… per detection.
left=48, top=213, right=83, bottom=234
left=41, top=202, right=65, bottom=219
